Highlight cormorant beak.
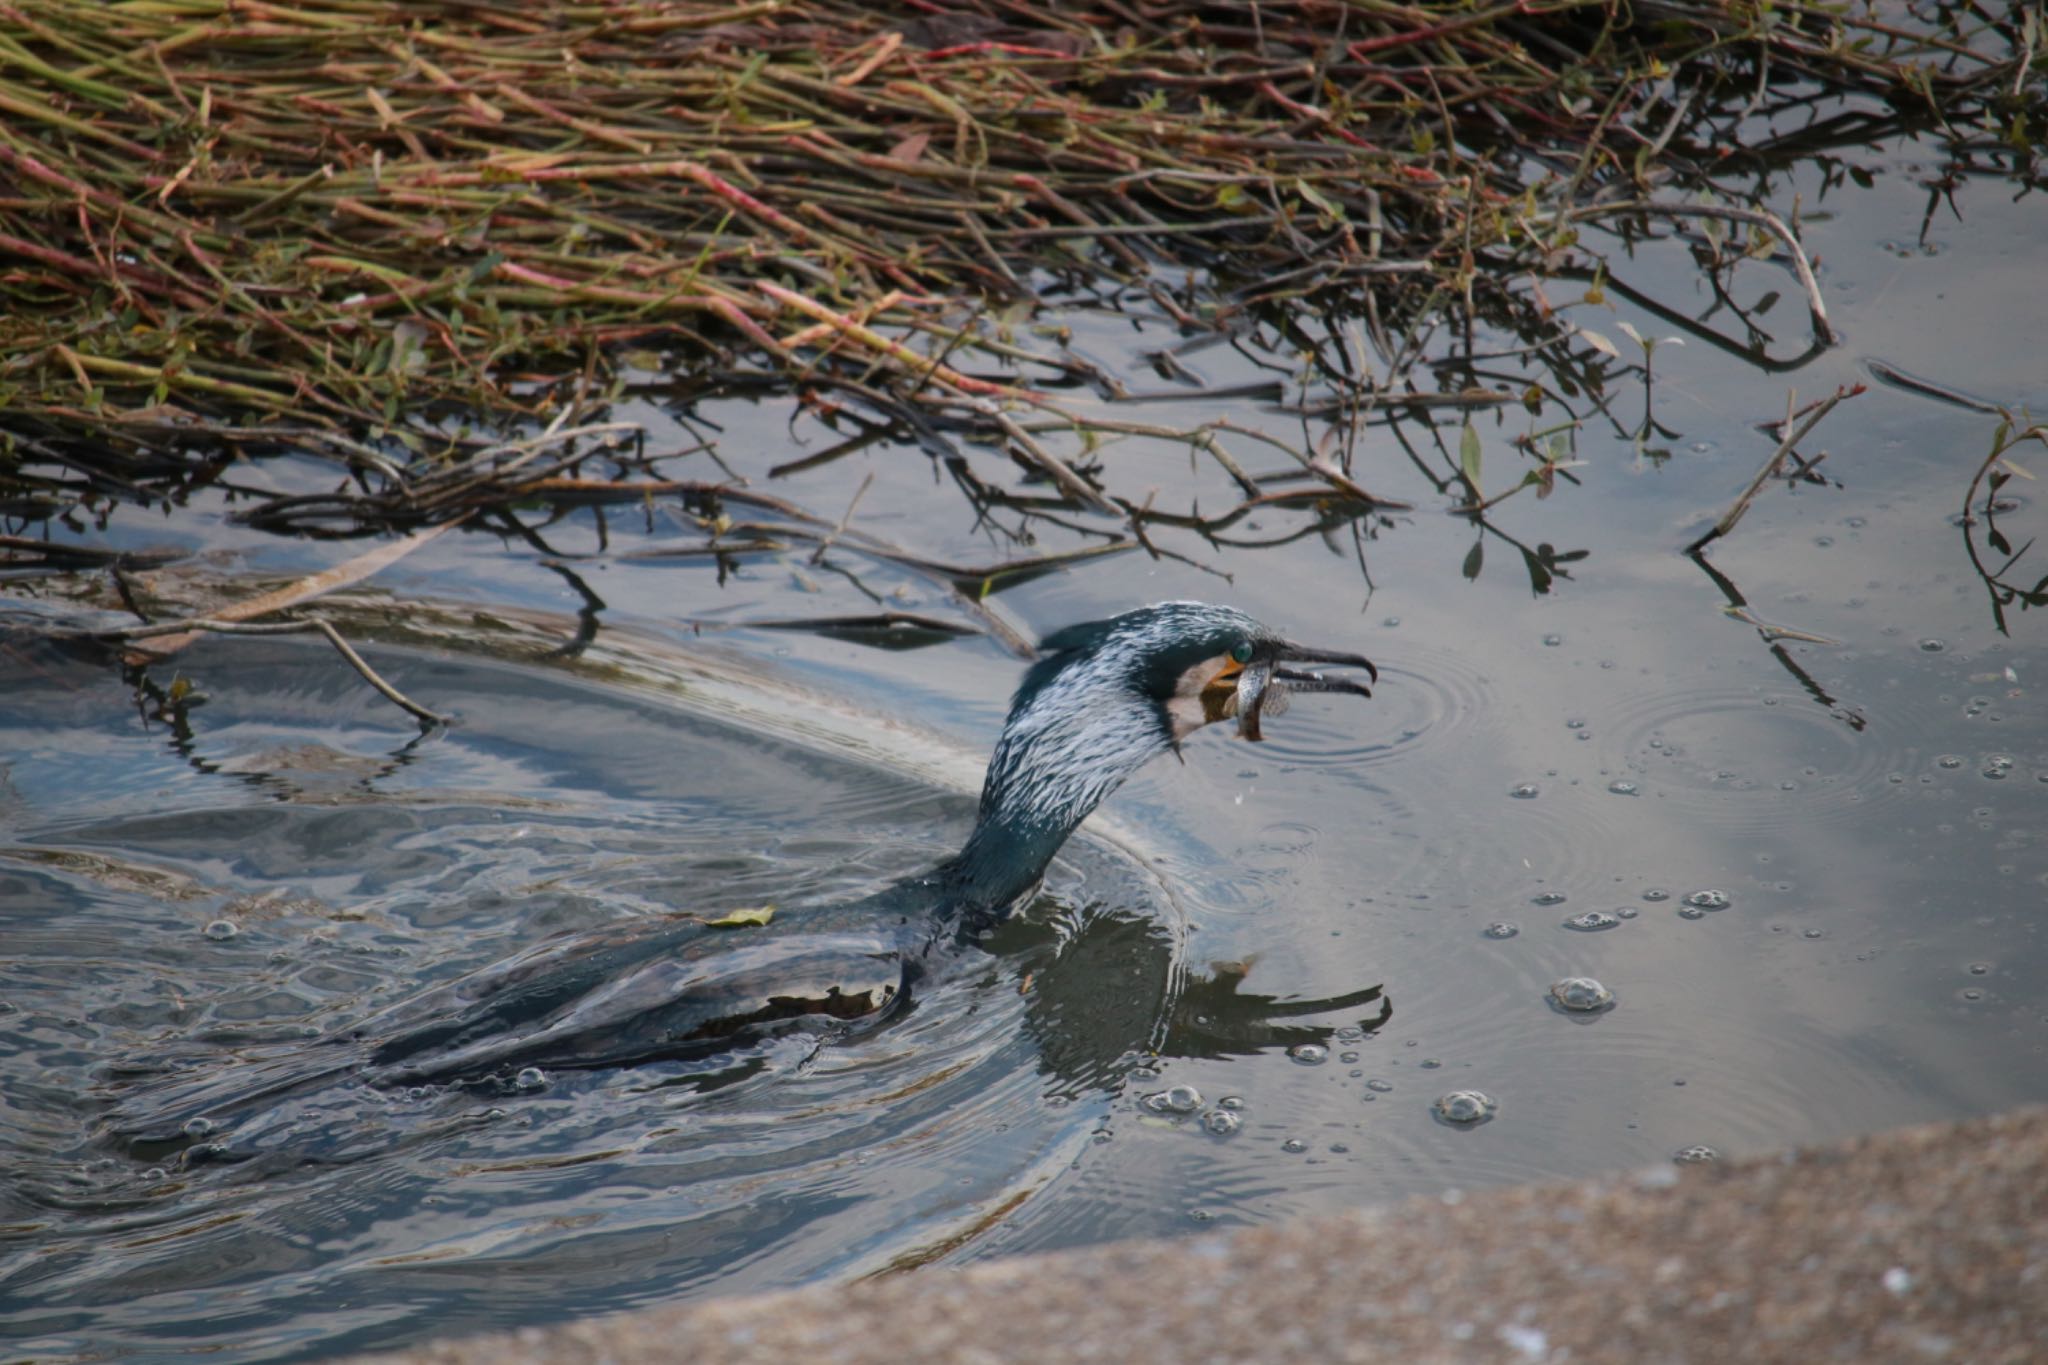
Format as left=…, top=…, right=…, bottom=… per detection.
left=1234, top=641, right=1377, bottom=741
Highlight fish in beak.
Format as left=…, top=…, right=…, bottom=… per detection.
left=1234, top=641, right=1378, bottom=742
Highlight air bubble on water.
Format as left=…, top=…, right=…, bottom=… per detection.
left=1432, top=1090, right=1497, bottom=1126
left=1509, top=783, right=1541, bottom=800
left=1549, top=977, right=1615, bottom=1013
left=1967, top=962, right=1992, bottom=976
left=513, top=1066, right=549, bottom=1092
left=1282, top=1137, right=1309, bottom=1153
left=1483, top=922, right=1520, bottom=940
left=1289, top=1043, right=1328, bottom=1066
left=1983, top=755, right=2014, bottom=779
left=1201, top=1109, right=1240, bottom=1136
left=1684, top=890, right=1731, bottom=911
left=1365, top=1078, right=1394, bottom=1093
left=1543, top=634, right=1563, bottom=647
left=1919, top=639, right=1945, bottom=652
left=1607, top=780, right=1640, bottom=796
left=1219, top=1095, right=1246, bottom=1110
left=1936, top=755, right=1964, bottom=770
left=1532, top=891, right=1567, bottom=906
left=1144, top=1084, right=1204, bottom=1115
left=1642, top=888, right=1670, bottom=902
left=1673, top=1145, right=1720, bottom=1165
left=1616, top=906, right=1638, bottom=920
left=1563, top=910, right=1621, bottom=932
left=202, top=920, right=239, bottom=941
left=1803, top=928, right=1825, bottom=940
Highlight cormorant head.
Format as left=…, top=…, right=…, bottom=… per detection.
left=956, top=603, right=1377, bottom=904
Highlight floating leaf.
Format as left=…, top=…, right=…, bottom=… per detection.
left=703, top=905, right=775, bottom=928
left=1460, top=421, right=1483, bottom=489
left=1577, top=327, right=1619, bottom=359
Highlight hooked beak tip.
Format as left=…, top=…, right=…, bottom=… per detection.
left=1275, top=641, right=1379, bottom=685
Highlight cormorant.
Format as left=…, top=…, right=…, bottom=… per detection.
left=105, top=601, right=1376, bottom=1147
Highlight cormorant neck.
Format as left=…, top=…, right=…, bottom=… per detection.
left=937, top=686, right=1171, bottom=914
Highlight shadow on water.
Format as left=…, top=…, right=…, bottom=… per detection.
left=0, top=635, right=1387, bottom=1359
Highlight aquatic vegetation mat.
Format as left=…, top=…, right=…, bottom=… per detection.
left=0, top=0, right=2039, bottom=555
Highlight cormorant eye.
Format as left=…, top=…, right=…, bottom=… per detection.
left=1230, top=640, right=1255, bottom=665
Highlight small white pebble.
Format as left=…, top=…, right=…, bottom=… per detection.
left=1883, top=1266, right=1914, bottom=1295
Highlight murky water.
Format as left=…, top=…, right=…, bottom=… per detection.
left=0, top=634, right=1241, bottom=1356
left=5, top=129, right=2048, bottom=1359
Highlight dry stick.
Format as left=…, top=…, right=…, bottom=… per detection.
left=974, top=402, right=1121, bottom=515
left=134, top=519, right=463, bottom=656
left=1010, top=413, right=1261, bottom=499
left=757, top=282, right=1027, bottom=399
left=102, top=618, right=448, bottom=726
left=1722, top=605, right=1840, bottom=646
left=1564, top=199, right=1838, bottom=346
left=810, top=470, right=875, bottom=565
left=1685, top=385, right=1861, bottom=555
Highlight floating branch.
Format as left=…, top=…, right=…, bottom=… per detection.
left=93, top=617, right=449, bottom=727
left=1685, top=385, right=1864, bottom=555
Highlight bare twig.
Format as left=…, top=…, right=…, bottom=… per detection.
left=1686, top=385, right=1863, bottom=554
left=1564, top=199, right=1839, bottom=346
left=96, top=617, right=448, bottom=726
left=810, top=471, right=876, bottom=565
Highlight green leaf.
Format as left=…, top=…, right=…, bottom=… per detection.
left=703, top=905, right=775, bottom=928
left=1460, top=421, right=1482, bottom=490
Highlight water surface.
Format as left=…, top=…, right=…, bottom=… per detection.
left=4, top=126, right=2047, bottom=1359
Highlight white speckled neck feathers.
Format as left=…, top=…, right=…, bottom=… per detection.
left=943, top=603, right=1265, bottom=911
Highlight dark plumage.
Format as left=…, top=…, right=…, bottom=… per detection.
left=104, top=602, right=1376, bottom=1150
